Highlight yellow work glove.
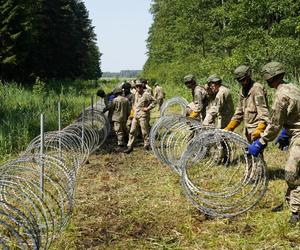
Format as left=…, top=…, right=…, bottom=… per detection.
left=129, top=109, right=135, bottom=119
left=224, top=120, right=239, bottom=131
left=188, top=111, right=200, bottom=119
left=251, top=123, right=266, bottom=141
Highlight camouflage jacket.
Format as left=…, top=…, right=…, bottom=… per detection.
left=232, top=82, right=269, bottom=133
left=204, top=85, right=234, bottom=129
left=192, top=85, right=208, bottom=117
left=134, top=91, right=156, bottom=119
left=154, top=86, right=165, bottom=99
left=111, top=95, right=130, bottom=122
left=260, top=83, right=300, bottom=144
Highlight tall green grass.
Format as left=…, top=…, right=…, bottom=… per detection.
left=0, top=80, right=103, bottom=162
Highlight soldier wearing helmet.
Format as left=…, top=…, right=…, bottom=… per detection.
left=203, top=75, right=234, bottom=129
left=183, top=74, right=209, bottom=121
left=225, top=65, right=269, bottom=141
left=247, top=62, right=300, bottom=224
left=224, top=65, right=269, bottom=182
left=153, top=83, right=165, bottom=111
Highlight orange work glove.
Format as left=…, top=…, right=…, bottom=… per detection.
left=188, top=111, right=200, bottom=119
left=251, top=123, right=267, bottom=141
left=224, top=120, right=239, bottom=131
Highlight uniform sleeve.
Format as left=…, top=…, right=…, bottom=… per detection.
left=203, top=93, right=221, bottom=125
left=193, top=89, right=204, bottom=113
left=104, top=98, right=115, bottom=112
left=260, top=94, right=288, bottom=143
left=126, top=100, right=131, bottom=117
left=146, top=93, right=157, bottom=110
left=231, top=92, right=244, bottom=123
left=153, top=87, right=158, bottom=99
left=254, top=87, right=269, bottom=124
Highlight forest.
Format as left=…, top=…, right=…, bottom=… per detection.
left=144, top=0, right=300, bottom=84
left=0, top=0, right=101, bottom=83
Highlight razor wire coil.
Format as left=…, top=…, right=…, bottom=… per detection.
left=151, top=99, right=268, bottom=218
left=160, top=96, right=188, bottom=117
left=0, top=105, right=109, bottom=249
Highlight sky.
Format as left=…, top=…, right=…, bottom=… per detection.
left=82, top=0, right=153, bottom=72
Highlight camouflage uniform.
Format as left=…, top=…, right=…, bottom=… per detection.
left=108, top=93, right=130, bottom=146
left=183, top=74, right=208, bottom=121
left=203, top=85, right=234, bottom=129
left=231, top=82, right=269, bottom=141
left=260, top=83, right=300, bottom=213
left=192, top=85, right=209, bottom=121
left=127, top=90, right=156, bottom=148
left=154, top=84, right=165, bottom=111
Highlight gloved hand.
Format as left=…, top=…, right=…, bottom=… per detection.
left=129, top=109, right=135, bottom=119
left=251, top=123, right=267, bottom=141
left=188, top=111, right=200, bottom=119
left=247, top=139, right=267, bottom=157
left=224, top=120, right=239, bottom=132
left=274, top=128, right=289, bottom=150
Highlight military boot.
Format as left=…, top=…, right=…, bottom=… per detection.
left=289, top=212, right=299, bottom=225
left=124, top=146, right=133, bottom=154
left=115, top=145, right=125, bottom=153
left=271, top=203, right=284, bottom=212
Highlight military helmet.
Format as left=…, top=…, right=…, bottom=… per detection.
left=113, top=86, right=123, bottom=95
left=207, top=74, right=221, bottom=83
left=139, top=78, right=147, bottom=84
left=135, top=80, right=143, bottom=87
left=183, top=74, right=196, bottom=83
left=96, top=89, right=106, bottom=98
left=234, top=65, right=251, bottom=81
left=122, top=82, right=131, bottom=89
left=261, top=62, right=285, bottom=81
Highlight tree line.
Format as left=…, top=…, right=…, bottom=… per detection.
left=144, top=0, right=300, bottom=84
left=0, top=0, right=101, bottom=84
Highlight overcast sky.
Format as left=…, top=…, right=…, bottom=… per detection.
left=82, top=0, right=153, bottom=72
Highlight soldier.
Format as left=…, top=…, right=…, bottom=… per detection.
left=203, top=75, right=234, bottom=128
left=122, top=81, right=134, bottom=107
left=153, top=83, right=165, bottom=111
left=225, top=65, right=269, bottom=141
left=224, top=65, right=269, bottom=181
left=96, top=89, right=108, bottom=111
left=247, top=62, right=300, bottom=225
left=124, top=80, right=156, bottom=154
left=122, top=81, right=134, bottom=141
left=183, top=74, right=209, bottom=121
left=105, top=87, right=130, bottom=151
left=204, top=83, right=216, bottom=114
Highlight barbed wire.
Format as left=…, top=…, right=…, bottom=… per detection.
left=0, top=105, right=109, bottom=249
left=160, top=96, right=188, bottom=117
left=151, top=100, right=268, bottom=218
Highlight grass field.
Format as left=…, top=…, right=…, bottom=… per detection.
left=2, top=79, right=300, bottom=249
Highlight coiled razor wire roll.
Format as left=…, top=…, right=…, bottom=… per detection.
left=150, top=116, right=268, bottom=218
left=150, top=115, right=202, bottom=174
left=160, top=96, right=188, bottom=117
left=0, top=108, right=109, bottom=249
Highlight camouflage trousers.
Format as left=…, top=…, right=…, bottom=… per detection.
left=113, top=121, right=128, bottom=146
left=157, top=98, right=164, bottom=111
left=127, top=116, right=150, bottom=148
left=285, top=137, right=300, bottom=213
